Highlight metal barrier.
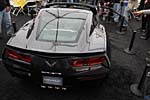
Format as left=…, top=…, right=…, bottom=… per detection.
left=116, top=16, right=125, bottom=35
left=130, top=51, right=150, bottom=97
left=124, top=31, right=137, bottom=55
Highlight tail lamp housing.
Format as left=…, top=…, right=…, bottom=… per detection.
left=4, top=48, right=32, bottom=63
left=71, top=56, right=106, bottom=67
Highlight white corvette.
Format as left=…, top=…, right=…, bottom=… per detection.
left=2, top=3, right=111, bottom=88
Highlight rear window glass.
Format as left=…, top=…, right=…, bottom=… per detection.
left=37, top=10, right=87, bottom=42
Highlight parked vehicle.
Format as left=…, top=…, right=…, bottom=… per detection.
left=2, top=3, right=111, bottom=88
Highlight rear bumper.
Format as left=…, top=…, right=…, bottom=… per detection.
left=4, top=62, right=109, bottom=87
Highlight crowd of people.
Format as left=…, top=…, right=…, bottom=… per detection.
left=98, top=0, right=150, bottom=40
left=0, top=0, right=150, bottom=40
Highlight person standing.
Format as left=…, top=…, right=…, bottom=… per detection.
left=140, top=0, right=150, bottom=40
left=134, top=10, right=150, bottom=40
left=123, top=0, right=139, bottom=25
left=0, top=0, right=12, bottom=38
left=120, top=0, right=129, bottom=31
left=113, top=0, right=121, bottom=23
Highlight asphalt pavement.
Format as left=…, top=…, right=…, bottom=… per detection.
left=0, top=14, right=150, bottom=100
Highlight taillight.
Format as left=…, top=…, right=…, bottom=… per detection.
left=72, top=59, right=85, bottom=67
left=6, top=49, right=19, bottom=59
left=5, top=49, right=32, bottom=63
left=72, top=57, right=106, bottom=67
left=88, top=57, right=105, bottom=66
left=19, top=54, right=32, bottom=63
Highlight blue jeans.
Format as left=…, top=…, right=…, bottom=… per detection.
left=0, top=9, right=12, bottom=35
left=113, top=3, right=120, bottom=22
left=121, top=6, right=128, bottom=27
left=124, top=7, right=129, bottom=27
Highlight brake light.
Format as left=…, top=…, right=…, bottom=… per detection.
left=6, top=49, right=19, bottom=59
left=88, top=57, right=105, bottom=66
left=72, top=59, right=85, bottom=67
left=19, top=54, right=32, bottom=63
left=5, top=49, right=32, bottom=63
left=72, top=57, right=106, bottom=67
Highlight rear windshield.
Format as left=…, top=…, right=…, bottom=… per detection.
left=37, top=10, right=87, bottom=42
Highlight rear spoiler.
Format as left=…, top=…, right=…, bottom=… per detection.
left=5, top=45, right=105, bottom=58
left=45, top=2, right=97, bottom=15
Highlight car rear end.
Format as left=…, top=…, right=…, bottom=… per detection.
left=2, top=45, right=110, bottom=88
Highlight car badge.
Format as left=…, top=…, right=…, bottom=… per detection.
left=45, top=60, right=57, bottom=68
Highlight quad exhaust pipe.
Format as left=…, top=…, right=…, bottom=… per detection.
left=41, top=85, right=67, bottom=90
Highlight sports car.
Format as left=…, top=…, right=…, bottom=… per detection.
left=2, top=3, right=111, bottom=88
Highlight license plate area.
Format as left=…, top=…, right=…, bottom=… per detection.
left=43, top=76, right=63, bottom=86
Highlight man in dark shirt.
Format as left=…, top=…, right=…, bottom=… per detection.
left=0, top=0, right=12, bottom=38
